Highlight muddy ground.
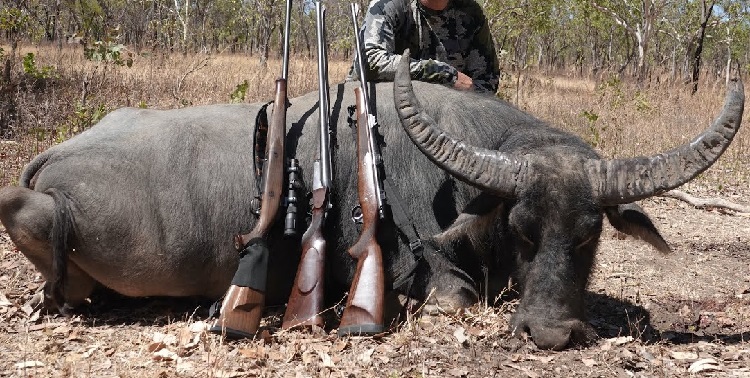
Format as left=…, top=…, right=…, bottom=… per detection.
left=1, top=181, right=749, bottom=377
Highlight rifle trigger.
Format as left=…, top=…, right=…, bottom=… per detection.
left=350, top=205, right=363, bottom=224
left=408, top=239, right=423, bottom=253
left=250, top=197, right=261, bottom=216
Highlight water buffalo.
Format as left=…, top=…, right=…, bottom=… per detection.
left=0, top=54, right=743, bottom=350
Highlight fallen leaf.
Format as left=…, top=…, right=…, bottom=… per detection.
left=176, top=361, right=194, bottom=374
left=178, top=327, right=194, bottom=346
left=258, top=329, right=273, bottom=344
left=152, top=348, right=179, bottom=362
left=189, top=321, right=208, bottom=333
left=358, top=348, right=375, bottom=365
left=152, top=332, right=177, bottom=346
left=20, top=303, right=34, bottom=316
left=317, top=350, right=335, bottom=368
left=81, top=345, right=99, bottom=359
left=213, top=370, right=248, bottom=378
left=27, top=309, right=40, bottom=323
left=504, top=363, right=539, bottom=378
left=581, top=358, right=597, bottom=367
left=99, top=359, right=112, bottom=370
left=331, top=340, right=348, bottom=353
left=467, top=326, right=485, bottom=337
left=453, top=326, right=469, bottom=344
left=52, top=325, right=72, bottom=335
left=301, top=350, right=316, bottom=364
left=0, top=292, right=11, bottom=306
left=528, top=355, right=555, bottom=364
left=447, top=367, right=469, bottom=377
left=28, top=322, right=66, bottom=332
left=147, top=341, right=167, bottom=353
left=15, top=361, right=44, bottom=369
left=268, top=350, right=285, bottom=361
left=670, top=351, right=698, bottom=361
left=239, top=346, right=266, bottom=359
left=608, top=336, right=634, bottom=346
left=688, top=358, right=722, bottom=373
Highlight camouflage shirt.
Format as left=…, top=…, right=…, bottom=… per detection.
left=351, top=0, right=500, bottom=93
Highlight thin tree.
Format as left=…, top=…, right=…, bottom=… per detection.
left=690, top=0, right=716, bottom=94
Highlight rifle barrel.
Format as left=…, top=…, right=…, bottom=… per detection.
left=316, top=1, right=332, bottom=189
left=281, top=0, right=293, bottom=80
left=349, top=3, right=385, bottom=219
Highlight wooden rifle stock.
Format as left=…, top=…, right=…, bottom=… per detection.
left=210, top=78, right=288, bottom=338
left=338, top=87, right=385, bottom=336
left=281, top=187, right=327, bottom=328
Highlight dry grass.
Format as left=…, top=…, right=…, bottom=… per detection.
left=0, top=44, right=352, bottom=187
left=1, top=46, right=749, bottom=377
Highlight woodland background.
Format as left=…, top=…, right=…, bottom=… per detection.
left=2, top=1, right=750, bottom=77
left=1, top=0, right=750, bottom=150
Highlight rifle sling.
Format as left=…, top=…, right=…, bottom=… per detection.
left=253, top=101, right=274, bottom=193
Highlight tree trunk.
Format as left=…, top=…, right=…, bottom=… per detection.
left=691, top=0, right=715, bottom=95
left=298, top=0, right=312, bottom=58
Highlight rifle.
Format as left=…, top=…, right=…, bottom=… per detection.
left=281, top=0, right=332, bottom=330
left=209, top=0, right=294, bottom=339
left=337, top=3, right=386, bottom=337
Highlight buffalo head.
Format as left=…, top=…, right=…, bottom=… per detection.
left=393, top=50, right=744, bottom=349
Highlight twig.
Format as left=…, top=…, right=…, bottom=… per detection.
left=172, top=55, right=211, bottom=105
left=659, top=189, right=750, bottom=213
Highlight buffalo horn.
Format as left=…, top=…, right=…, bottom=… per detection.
left=393, top=50, right=528, bottom=198
left=587, top=78, right=744, bottom=205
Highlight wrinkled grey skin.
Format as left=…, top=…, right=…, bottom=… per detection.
left=0, top=73, right=743, bottom=350
left=392, top=51, right=744, bottom=350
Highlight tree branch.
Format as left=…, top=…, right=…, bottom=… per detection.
left=659, top=190, right=750, bottom=214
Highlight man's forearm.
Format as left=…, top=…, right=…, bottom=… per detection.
left=365, top=47, right=457, bottom=84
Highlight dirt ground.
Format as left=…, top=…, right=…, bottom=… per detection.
left=1, top=180, right=749, bottom=377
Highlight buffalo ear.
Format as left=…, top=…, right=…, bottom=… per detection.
left=604, top=203, right=671, bottom=253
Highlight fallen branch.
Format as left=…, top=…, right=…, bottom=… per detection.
left=659, top=189, right=750, bottom=214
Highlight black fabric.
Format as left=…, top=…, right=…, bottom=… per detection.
left=230, top=237, right=270, bottom=290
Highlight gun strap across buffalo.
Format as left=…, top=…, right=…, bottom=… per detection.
left=382, top=177, right=425, bottom=289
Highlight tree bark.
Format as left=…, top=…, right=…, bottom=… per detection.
left=691, top=0, right=715, bottom=95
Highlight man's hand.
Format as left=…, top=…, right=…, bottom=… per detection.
left=453, top=71, right=473, bottom=91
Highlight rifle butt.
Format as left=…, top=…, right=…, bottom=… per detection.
left=209, top=285, right=265, bottom=339
left=281, top=228, right=326, bottom=329
left=338, top=241, right=385, bottom=336
left=210, top=236, right=269, bottom=338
